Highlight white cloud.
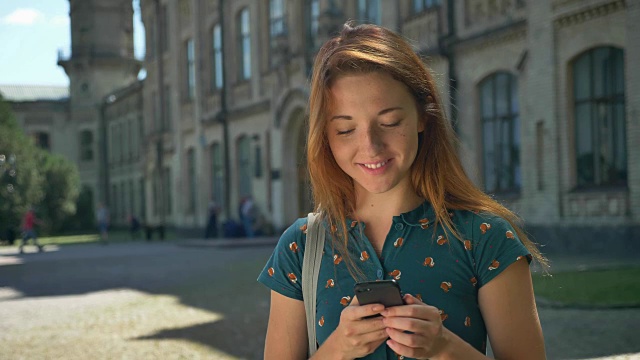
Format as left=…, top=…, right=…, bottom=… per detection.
left=1, top=8, right=45, bottom=25
left=49, top=15, right=70, bottom=27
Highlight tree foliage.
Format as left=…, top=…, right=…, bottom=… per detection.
left=0, top=95, right=80, bottom=237
left=0, top=96, right=44, bottom=237
left=37, top=151, right=80, bottom=233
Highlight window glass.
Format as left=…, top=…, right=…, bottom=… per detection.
left=495, top=73, right=509, bottom=116
left=483, top=119, right=496, bottom=192
left=239, top=8, right=252, bottom=80
left=358, top=0, right=380, bottom=24
left=186, top=39, right=195, bottom=99
left=480, top=73, right=519, bottom=193
left=310, top=0, right=319, bottom=38
left=573, top=47, right=626, bottom=186
left=481, top=80, right=494, bottom=118
left=575, top=103, right=593, bottom=185
left=80, top=130, right=94, bottom=161
left=213, top=24, right=224, bottom=90
left=573, top=55, right=590, bottom=101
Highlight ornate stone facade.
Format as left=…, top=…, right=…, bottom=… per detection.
left=5, top=0, right=639, bottom=252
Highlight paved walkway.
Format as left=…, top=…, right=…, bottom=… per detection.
left=1, top=238, right=638, bottom=359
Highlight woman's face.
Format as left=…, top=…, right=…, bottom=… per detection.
left=326, top=71, right=424, bottom=198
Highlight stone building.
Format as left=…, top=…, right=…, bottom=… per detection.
left=3, top=0, right=638, bottom=251
left=2, top=0, right=142, bottom=226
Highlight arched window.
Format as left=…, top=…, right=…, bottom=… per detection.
left=237, top=8, right=251, bottom=80
left=479, top=72, right=520, bottom=193
left=573, top=47, right=626, bottom=187
left=80, top=130, right=94, bottom=161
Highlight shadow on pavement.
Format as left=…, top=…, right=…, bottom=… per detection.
left=0, top=242, right=273, bottom=359
left=1, top=242, right=640, bottom=359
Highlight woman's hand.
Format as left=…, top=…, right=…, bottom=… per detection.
left=318, top=296, right=389, bottom=360
left=381, top=294, right=451, bottom=359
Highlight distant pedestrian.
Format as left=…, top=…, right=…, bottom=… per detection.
left=241, top=195, right=257, bottom=238
left=96, top=203, right=110, bottom=245
left=19, top=207, right=42, bottom=254
left=129, top=214, right=141, bottom=240
left=204, top=198, right=220, bottom=239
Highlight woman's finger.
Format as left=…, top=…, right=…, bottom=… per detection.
left=383, top=316, right=427, bottom=334
left=403, top=293, right=424, bottom=305
left=386, top=338, right=424, bottom=360
left=344, top=295, right=386, bottom=320
left=386, top=326, right=423, bottom=347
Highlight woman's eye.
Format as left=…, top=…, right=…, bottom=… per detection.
left=337, top=129, right=354, bottom=135
left=382, top=120, right=402, bottom=128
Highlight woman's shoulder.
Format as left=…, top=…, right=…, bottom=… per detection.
left=449, top=209, right=514, bottom=236
left=281, top=216, right=309, bottom=234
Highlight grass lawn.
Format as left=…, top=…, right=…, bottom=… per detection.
left=532, top=267, right=640, bottom=307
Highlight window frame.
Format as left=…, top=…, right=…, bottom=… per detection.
left=185, top=38, right=195, bottom=100
left=211, top=23, right=224, bottom=92
left=237, top=8, right=252, bottom=81
left=572, top=46, right=627, bottom=188
left=411, top=0, right=441, bottom=15
left=80, top=129, right=94, bottom=162
left=479, top=72, right=521, bottom=194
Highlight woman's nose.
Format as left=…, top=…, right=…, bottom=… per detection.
left=360, top=126, right=384, bottom=155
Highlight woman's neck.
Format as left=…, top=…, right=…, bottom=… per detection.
left=353, top=186, right=424, bottom=223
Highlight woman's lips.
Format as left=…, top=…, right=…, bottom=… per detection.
left=358, top=159, right=391, bottom=174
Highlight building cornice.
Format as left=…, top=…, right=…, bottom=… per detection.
left=554, top=0, right=626, bottom=29
left=451, top=20, right=527, bottom=55
left=228, top=99, right=271, bottom=122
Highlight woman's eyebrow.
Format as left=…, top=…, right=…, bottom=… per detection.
left=330, top=107, right=404, bottom=121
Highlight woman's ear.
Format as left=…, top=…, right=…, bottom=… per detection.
left=418, top=116, right=426, bottom=133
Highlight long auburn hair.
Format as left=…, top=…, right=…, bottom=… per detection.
left=307, top=23, right=546, bottom=278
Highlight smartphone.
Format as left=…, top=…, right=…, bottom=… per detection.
left=354, top=280, right=404, bottom=308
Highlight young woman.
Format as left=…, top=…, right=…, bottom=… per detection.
left=258, top=23, right=546, bottom=360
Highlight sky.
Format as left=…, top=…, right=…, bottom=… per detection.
left=0, top=0, right=145, bottom=86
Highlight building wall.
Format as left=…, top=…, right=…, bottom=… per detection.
left=10, top=0, right=633, bottom=247
left=104, top=81, right=145, bottom=227
left=134, top=0, right=640, bottom=245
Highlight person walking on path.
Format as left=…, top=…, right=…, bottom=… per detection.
left=258, top=23, right=547, bottom=359
left=19, top=207, right=43, bottom=254
left=129, top=214, right=141, bottom=240
left=241, top=195, right=258, bottom=238
left=205, top=198, right=220, bottom=239
left=96, top=203, right=110, bottom=245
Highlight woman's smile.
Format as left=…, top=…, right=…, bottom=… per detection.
left=326, top=71, right=424, bottom=197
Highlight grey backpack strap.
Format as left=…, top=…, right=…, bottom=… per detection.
left=302, top=212, right=325, bottom=357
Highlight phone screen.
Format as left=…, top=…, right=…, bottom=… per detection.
left=354, top=280, right=404, bottom=308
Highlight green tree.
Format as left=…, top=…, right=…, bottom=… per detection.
left=37, top=151, right=80, bottom=234
left=0, top=96, right=44, bottom=238
left=60, top=185, right=96, bottom=232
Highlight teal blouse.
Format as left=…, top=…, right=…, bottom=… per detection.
left=258, top=202, right=531, bottom=359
